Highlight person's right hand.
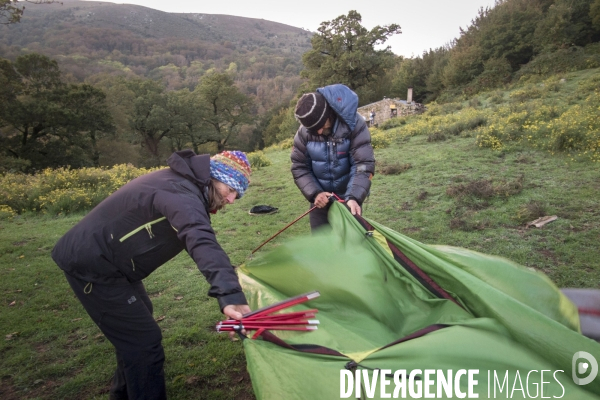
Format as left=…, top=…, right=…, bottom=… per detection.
left=223, top=304, right=251, bottom=340
left=314, top=192, right=332, bottom=208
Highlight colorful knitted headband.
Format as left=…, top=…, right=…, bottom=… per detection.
left=210, top=151, right=251, bottom=198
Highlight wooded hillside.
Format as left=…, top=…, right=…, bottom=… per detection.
left=0, top=0, right=311, bottom=106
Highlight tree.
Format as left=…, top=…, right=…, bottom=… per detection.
left=0, top=0, right=57, bottom=24
left=126, top=79, right=175, bottom=166
left=194, top=72, right=253, bottom=152
left=262, top=106, right=298, bottom=147
left=389, top=47, right=450, bottom=103
left=0, top=54, right=114, bottom=170
left=593, top=0, right=600, bottom=30
left=534, top=0, right=600, bottom=50
left=165, top=88, right=213, bottom=154
left=301, top=10, right=401, bottom=94
left=56, top=84, right=115, bottom=166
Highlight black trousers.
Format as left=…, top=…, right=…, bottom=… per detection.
left=309, top=200, right=362, bottom=232
left=64, top=272, right=166, bottom=400
left=308, top=202, right=331, bottom=232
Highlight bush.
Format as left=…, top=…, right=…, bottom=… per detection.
left=516, top=46, right=600, bottom=79
left=278, top=137, right=294, bottom=150
left=427, top=132, right=447, bottom=142
left=469, top=97, right=482, bottom=108
left=0, top=205, right=16, bottom=220
left=509, top=86, right=543, bottom=102
left=0, top=165, right=155, bottom=215
left=425, top=102, right=463, bottom=116
left=446, top=115, right=487, bottom=136
left=470, top=57, right=512, bottom=92
left=488, top=91, right=504, bottom=104
left=577, top=74, right=600, bottom=92
left=378, top=118, right=406, bottom=130
left=370, top=129, right=392, bottom=149
left=247, top=151, right=272, bottom=169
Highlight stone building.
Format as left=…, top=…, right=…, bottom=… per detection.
left=358, top=88, right=425, bottom=127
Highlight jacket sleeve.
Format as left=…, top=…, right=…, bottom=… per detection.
left=345, top=117, right=375, bottom=203
left=291, top=127, right=324, bottom=202
left=153, top=188, right=247, bottom=311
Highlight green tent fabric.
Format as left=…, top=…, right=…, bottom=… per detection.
left=239, top=202, right=600, bottom=399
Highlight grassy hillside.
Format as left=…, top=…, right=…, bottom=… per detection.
left=1, top=68, right=599, bottom=398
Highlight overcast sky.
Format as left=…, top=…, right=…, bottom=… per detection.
left=84, top=0, right=498, bottom=58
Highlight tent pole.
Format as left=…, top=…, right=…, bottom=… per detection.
left=251, top=205, right=317, bottom=254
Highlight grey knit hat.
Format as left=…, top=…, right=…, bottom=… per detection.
left=294, top=92, right=332, bottom=133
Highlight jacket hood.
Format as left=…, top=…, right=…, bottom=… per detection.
left=317, top=84, right=359, bottom=131
left=167, top=150, right=211, bottom=187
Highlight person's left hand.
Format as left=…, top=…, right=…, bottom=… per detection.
left=346, top=199, right=361, bottom=216
left=223, top=304, right=252, bottom=339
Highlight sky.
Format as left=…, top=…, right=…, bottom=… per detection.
left=83, top=0, right=499, bottom=58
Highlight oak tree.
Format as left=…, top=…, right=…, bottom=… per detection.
left=301, top=10, right=401, bottom=96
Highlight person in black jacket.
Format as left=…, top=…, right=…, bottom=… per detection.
left=52, top=150, right=252, bottom=400
left=291, top=84, right=375, bottom=231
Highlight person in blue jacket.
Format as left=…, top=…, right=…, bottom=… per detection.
left=291, top=84, right=375, bottom=231
left=52, top=150, right=252, bottom=400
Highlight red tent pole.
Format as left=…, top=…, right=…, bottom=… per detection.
left=251, top=205, right=317, bottom=254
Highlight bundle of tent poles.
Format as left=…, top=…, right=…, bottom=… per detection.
left=216, top=291, right=320, bottom=339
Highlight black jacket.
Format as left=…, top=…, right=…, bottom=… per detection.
left=51, top=150, right=246, bottom=310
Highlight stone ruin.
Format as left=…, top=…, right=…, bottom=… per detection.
left=358, top=89, right=425, bottom=127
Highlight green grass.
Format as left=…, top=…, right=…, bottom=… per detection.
left=2, top=69, right=600, bottom=399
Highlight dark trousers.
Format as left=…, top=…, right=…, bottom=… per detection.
left=309, top=200, right=364, bottom=232
left=64, top=272, right=166, bottom=400
left=309, top=202, right=331, bottom=232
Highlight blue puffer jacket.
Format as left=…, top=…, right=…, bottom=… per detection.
left=291, top=84, right=375, bottom=203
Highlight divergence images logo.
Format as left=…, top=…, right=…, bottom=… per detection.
left=572, top=351, right=598, bottom=386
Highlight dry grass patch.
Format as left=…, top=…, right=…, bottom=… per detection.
left=446, top=175, right=524, bottom=201
left=378, top=162, right=412, bottom=175
left=515, top=201, right=547, bottom=224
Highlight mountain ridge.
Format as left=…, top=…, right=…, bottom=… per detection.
left=3, top=0, right=312, bottom=52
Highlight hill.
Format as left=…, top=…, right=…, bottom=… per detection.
left=0, top=0, right=311, bottom=101
left=1, top=0, right=312, bottom=51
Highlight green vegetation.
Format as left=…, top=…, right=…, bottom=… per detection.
left=0, top=54, right=115, bottom=171
left=1, top=1, right=600, bottom=397
left=300, top=10, right=400, bottom=99
left=389, top=0, right=600, bottom=102
left=3, top=0, right=600, bottom=170
left=0, top=0, right=309, bottom=112
left=2, top=66, right=600, bottom=397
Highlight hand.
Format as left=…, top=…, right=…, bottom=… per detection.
left=223, top=304, right=251, bottom=320
left=314, top=192, right=332, bottom=208
left=223, top=304, right=251, bottom=339
left=346, top=199, right=361, bottom=216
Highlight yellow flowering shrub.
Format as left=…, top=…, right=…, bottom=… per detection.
left=0, top=205, right=16, bottom=220
left=370, top=128, right=392, bottom=149
left=278, top=137, right=294, bottom=150
left=247, top=151, right=272, bottom=169
left=0, top=164, right=157, bottom=215
left=543, top=98, right=600, bottom=161
left=509, top=86, right=543, bottom=102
